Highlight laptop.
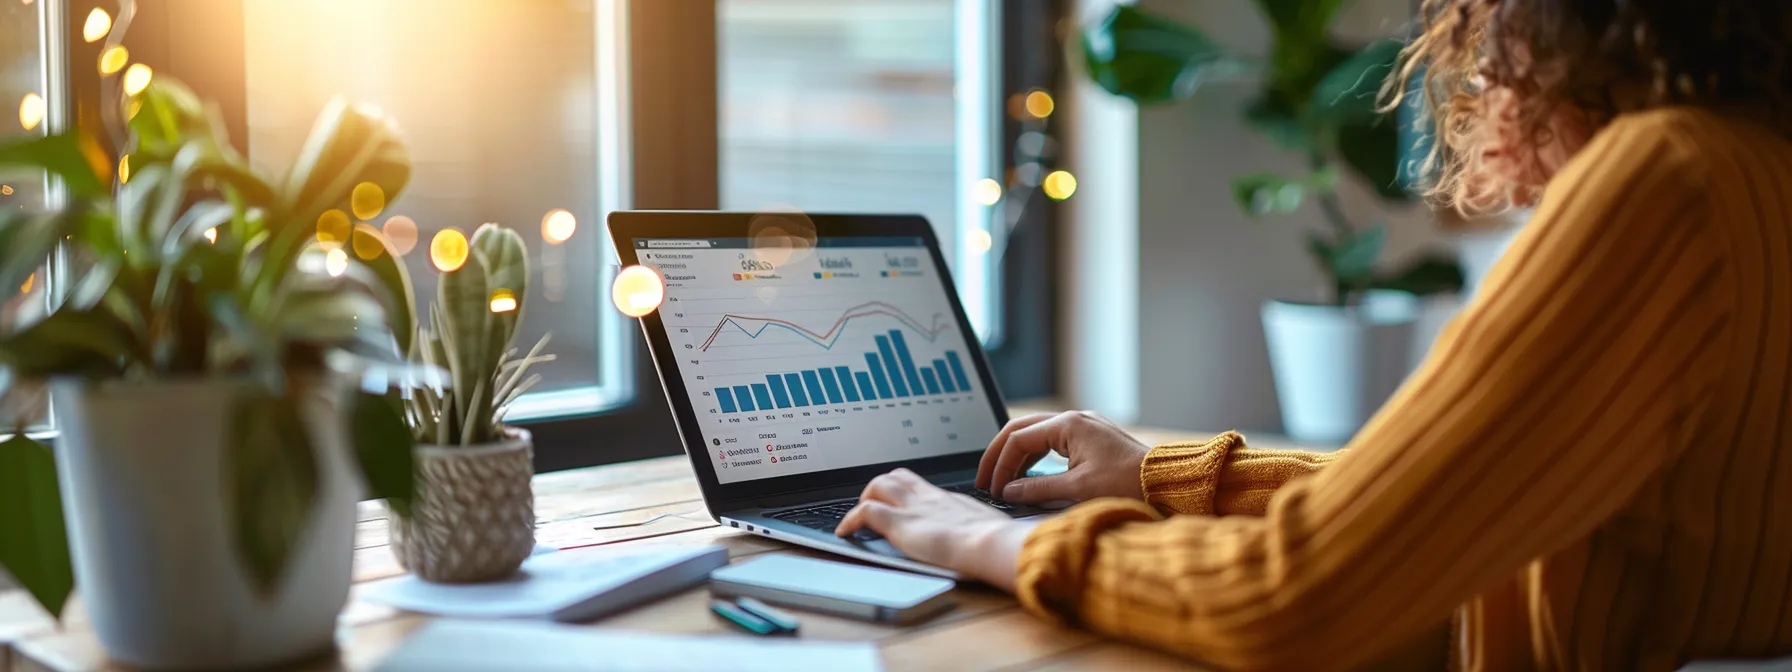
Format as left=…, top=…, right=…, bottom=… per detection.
left=607, top=211, right=1046, bottom=577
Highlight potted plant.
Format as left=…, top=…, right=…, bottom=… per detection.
left=0, top=76, right=419, bottom=668
left=390, top=222, right=551, bottom=583
left=1081, top=3, right=1464, bottom=443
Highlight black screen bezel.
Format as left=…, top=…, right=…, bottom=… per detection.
left=606, top=211, right=1011, bottom=510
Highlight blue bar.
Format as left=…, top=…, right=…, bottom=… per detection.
left=765, top=375, right=792, bottom=408
left=864, top=353, right=895, bottom=399
left=716, top=387, right=738, bottom=413
left=750, top=384, right=775, bottom=411
left=945, top=351, right=971, bottom=390
left=783, top=373, right=810, bottom=406
left=920, top=368, right=942, bottom=395
left=818, top=369, right=846, bottom=404
left=932, top=360, right=955, bottom=393
left=875, top=336, right=909, bottom=397
left=732, top=385, right=756, bottom=412
left=801, top=370, right=827, bottom=404
left=889, top=330, right=925, bottom=395
left=854, top=371, right=878, bottom=400
left=834, top=366, right=861, bottom=402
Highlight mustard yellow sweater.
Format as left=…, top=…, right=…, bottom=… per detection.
left=1016, top=109, right=1792, bottom=670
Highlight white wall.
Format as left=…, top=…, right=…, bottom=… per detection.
left=1062, top=0, right=1452, bottom=433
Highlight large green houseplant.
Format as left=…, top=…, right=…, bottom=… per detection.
left=1081, top=2, right=1461, bottom=442
left=0, top=76, right=418, bottom=668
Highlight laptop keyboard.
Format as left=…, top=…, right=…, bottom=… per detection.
left=764, top=484, right=1022, bottom=542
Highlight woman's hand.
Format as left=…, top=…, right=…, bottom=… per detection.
left=976, top=411, right=1152, bottom=504
left=834, top=469, right=1036, bottom=592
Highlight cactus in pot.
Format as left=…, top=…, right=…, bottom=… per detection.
left=391, top=223, right=553, bottom=582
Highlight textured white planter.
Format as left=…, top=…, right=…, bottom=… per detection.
left=390, top=429, right=535, bottom=583
left=50, top=377, right=360, bottom=670
left=1262, top=292, right=1420, bottom=445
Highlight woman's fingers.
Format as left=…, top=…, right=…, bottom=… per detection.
left=835, top=500, right=894, bottom=536
left=1000, top=472, right=1080, bottom=503
left=989, top=416, right=1067, bottom=496
left=977, top=413, right=1056, bottom=488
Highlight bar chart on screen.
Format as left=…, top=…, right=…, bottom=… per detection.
left=638, top=236, right=1001, bottom=483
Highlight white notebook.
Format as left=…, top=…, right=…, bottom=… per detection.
left=375, top=619, right=882, bottom=672
left=361, top=545, right=728, bottom=622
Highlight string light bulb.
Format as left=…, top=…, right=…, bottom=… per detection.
left=325, top=248, right=349, bottom=277
left=430, top=228, right=469, bottom=272
left=1042, top=170, right=1078, bottom=200
left=18, top=93, right=43, bottom=131
left=1024, top=90, right=1055, bottom=119
left=489, top=289, right=518, bottom=314
left=99, top=46, right=129, bottom=76
left=542, top=209, right=576, bottom=244
left=122, top=64, right=153, bottom=96
left=971, top=178, right=1002, bottom=206
left=82, top=8, right=111, bottom=43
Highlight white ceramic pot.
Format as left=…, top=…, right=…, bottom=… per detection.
left=1262, top=291, right=1421, bottom=445
left=389, top=429, right=535, bottom=583
left=50, top=377, right=360, bottom=670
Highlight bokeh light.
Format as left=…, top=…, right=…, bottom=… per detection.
left=1024, top=90, right=1055, bottom=119
left=489, top=289, right=517, bottom=314
left=117, top=154, right=130, bottom=184
left=382, top=215, right=418, bottom=255
left=430, top=228, right=469, bottom=272
left=971, top=178, right=1002, bottom=206
left=122, top=64, right=152, bottom=96
left=19, top=93, right=43, bottom=131
left=352, top=223, right=386, bottom=261
left=1043, top=170, right=1078, bottom=200
left=542, top=209, right=576, bottom=244
left=126, top=98, right=141, bottom=120
left=969, top=229, right=993, bottom=254
left=0, top=185, right=12, bottom=196
left=325, top=248, right=349, bottom=277
left=351, top=182, right=385, bottom=220
left=99, top=46, right=128, bottom=76
left=611, top=265, right=665, bottom=318
left=203, top=227, right=218, bottom=244
left=20, top=273, right=33, bottom=295
left=315, top=209, right=351, bottom=250
left=82, top=8, right=111, bottom=43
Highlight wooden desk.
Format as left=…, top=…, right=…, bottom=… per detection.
left=0, top=423, right=1230, bottom=671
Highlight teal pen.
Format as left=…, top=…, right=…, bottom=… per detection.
left=710, top=599, right=782, bottom=636
left=734, top=597, right=801, bottom=633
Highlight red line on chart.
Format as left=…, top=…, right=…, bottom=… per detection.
left=697, top=301, right=949, bottom=351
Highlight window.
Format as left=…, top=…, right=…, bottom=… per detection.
left=8, top=0, right=1057, bottom=467
left=239, top=0, right=627, bottom=422
left=2, top=0, right=52, bottom=432
left=716, top=0, right=1002, bottom=341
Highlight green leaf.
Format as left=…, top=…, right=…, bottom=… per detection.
left=1081, top=5, right=1251, bottom=104
left=1253, top=0, right=1346, bottom=45
left=353, top=392, right=414, bottom=519
left=279, top=99, right=412, bottom=220
left=1311, top=39, right=1404, bottom=128
left=1230, top=173, right=1306, bottom=218
left=1338, top=118, right=1410, bottom=201
left=1330, top=224, right=1386, bottom=283
left=356, top=232, right=417, bottom=358
left=128, top=78, right=208, bottom=155
left=0, top=309, right=135, bottom=377
left=0, top=209, right=77, bottom=295
left=224, top=391, right=318, bottom=598
left=1243, top=96, right=1314, bottom=151
left=0, top=133, right=105, bottom=198
left=0, top=435, right=74, bottom=620
left=1372, top=254, right=1465, bottom=296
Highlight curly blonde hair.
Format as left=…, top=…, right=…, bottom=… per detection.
left=1397, top=0, right=1792, bottom=211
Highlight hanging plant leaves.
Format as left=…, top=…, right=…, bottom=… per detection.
left=1338, top=118, right=1411, bottom=201
left=1373, top=254, right=1465, bottom=296
left=224, top=390, right=319, bottom=598
left=0, top=133, right=106, bottom=198
left=1081, top=6, right=1251, bottom=104
left=1311, top=39, right=1404, bottom=128
left=0, top=435, right=74, bottom=620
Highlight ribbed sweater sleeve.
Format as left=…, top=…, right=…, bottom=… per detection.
left=1138, top=431, right=1344, bottom=516
left=1012, top=114, right=1734, bottom=670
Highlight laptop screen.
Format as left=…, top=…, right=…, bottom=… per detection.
left=633, top=236, right=1002, bottom=485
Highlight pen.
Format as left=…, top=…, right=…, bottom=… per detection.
left=710, top=599, right=784, bottom=636
left=734, top=597, right=801, bottom=634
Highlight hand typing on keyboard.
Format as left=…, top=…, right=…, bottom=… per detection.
left=833, top=468, right=1037, bottom=592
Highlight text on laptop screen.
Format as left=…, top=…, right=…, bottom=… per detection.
left=634, top=237, right=1002, bottom=485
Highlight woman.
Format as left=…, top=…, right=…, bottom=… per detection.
left=835, top=1, right=1792, bottom=669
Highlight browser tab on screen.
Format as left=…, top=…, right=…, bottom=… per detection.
left=646, top=240, right=713, bottom=248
